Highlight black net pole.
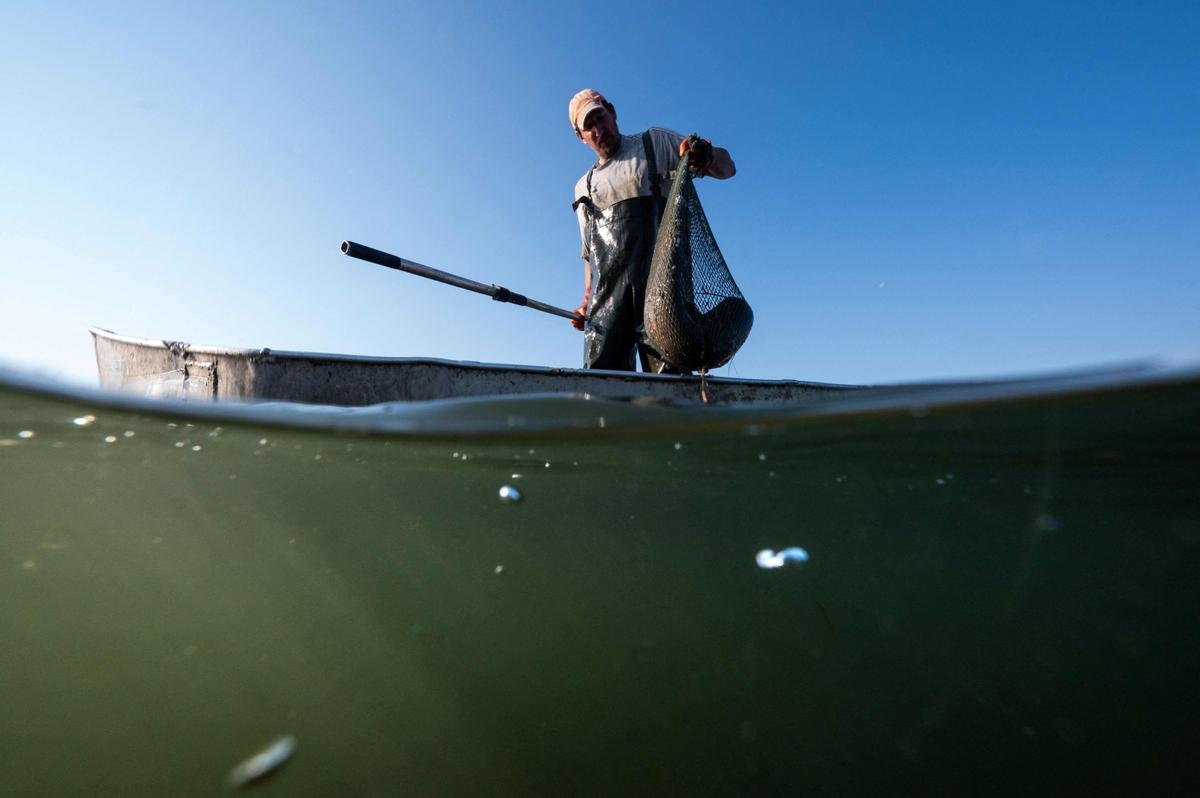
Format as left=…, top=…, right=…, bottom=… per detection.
left=341, top=241, right=580, bottom=321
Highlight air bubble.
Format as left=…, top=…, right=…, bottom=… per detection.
left=755, top=547, right=810, bottom=569
left=1035, top=514, right=1062, bottom=531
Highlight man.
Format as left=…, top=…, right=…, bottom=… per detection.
left=568, top=88, right=735, bottom=373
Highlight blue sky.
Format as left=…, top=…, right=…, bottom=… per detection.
left=1, top=1, right=1196, bottom=387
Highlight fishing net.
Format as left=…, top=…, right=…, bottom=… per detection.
left=643, top=147, right=753, bottom=372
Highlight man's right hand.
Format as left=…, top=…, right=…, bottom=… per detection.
left=571, top=301, right=588, bottom=331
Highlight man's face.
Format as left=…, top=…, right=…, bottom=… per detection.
left=577, top=105, right=620, bottom=160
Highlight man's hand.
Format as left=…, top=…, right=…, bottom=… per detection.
left=678, top=134, right=714, bottom=174
left=571, top=300, right=588, bottom=331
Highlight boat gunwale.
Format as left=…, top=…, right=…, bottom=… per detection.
left=88, top=327, right=861, bottom=390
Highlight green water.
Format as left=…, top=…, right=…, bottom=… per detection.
left=1, top=373, right=1198, bottom=795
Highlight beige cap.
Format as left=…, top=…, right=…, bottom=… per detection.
left=569, top=88, right=608, bottom=131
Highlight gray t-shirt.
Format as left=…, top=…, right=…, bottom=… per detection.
left=573, top=127, right=685, bottom=260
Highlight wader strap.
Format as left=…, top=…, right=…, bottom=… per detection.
left=642, top=131, right=663, bottom=222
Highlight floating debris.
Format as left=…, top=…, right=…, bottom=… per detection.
left=498, top=485, right=521, bottom=503
left=756, top=547, right=810, bottom=569
left=225, top=735, right=296, bottom=789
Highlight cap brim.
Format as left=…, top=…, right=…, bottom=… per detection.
left=574, top=100, right=604, bottom=131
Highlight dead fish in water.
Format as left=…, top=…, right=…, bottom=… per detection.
left=225, top=735, right=296, bottom=789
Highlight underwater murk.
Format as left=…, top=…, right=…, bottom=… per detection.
left=0, top=365, right=1197, bottom=795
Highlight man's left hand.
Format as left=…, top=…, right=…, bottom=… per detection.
left=678, top=135, right=714, bottom=174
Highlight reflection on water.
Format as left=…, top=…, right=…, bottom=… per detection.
left=0, top=367, right=1198, bottom=795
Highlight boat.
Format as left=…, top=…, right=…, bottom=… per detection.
left=90, top=327, right=866, bottom=405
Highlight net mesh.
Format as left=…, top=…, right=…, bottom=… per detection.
left=644, top=150, right=753, bottom=372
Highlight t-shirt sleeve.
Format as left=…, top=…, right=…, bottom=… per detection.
left=573, top=174, right=590, bottom=260
left=576, top=204, right=589, bottom=260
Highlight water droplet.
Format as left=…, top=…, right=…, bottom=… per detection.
left=674, top=442, right=683, bottom=451
left=123, top=430, right=135, bottom=438
left=935, top=478, right=945, bottom=486
left=175, top=441, right=186, bottom=448
left=72, top=415, right=96, bottom=427
left=494, top=565, right=504, bottom=574
left=544, top=461, right=551, bottom=468
left=314, top=454, right=322, bottom=460
left=452, top=452, right=460, bottom=458
left=528, top=449, right=536, bottom=455
left=17, top=430, right=34, bottom=439
left=757, top=453, right=767, bottom=462
left=498, top=485, right=521, bottom=503
left=755, top=547, right=809, bottom=569
left=103, top=435, right=118, bottom=444
left=191, top=445, right=202, bottom=452
left=258, top=438, right=268, bottom=445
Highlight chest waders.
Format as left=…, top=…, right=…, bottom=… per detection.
left=573, top=133, right=679, bottom=373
